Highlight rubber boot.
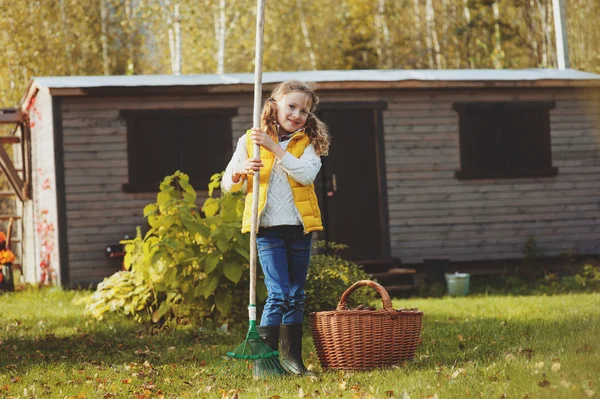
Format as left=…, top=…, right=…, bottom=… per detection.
left=280, top=324, right=313, bottom=376
left=254, top=325, right=287, bottom=377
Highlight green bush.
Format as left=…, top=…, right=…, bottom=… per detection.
left=85, top=171, right=266, bottom=326
left=575, top=261, right=600, bottom=289
left=84, top=173, right=377, bottom=328
left=305, top=241, right=378, bottom=314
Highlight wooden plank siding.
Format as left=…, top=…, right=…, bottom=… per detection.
left=60, top=95, right=253, bottom=284
left=381, top=88, right=600, bottom=263
left=57, top=87, right=600, bottom=284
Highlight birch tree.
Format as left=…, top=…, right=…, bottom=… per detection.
left=100, top=0, right=110, bottom=75
left=297, top=0, right=317, bottom=70
left=58, top=0, right=74, bottom=75
left=425, top=0, right=442, bottom=68
left=491, top=0, right=504, bottom=69
left=213, top=0, right=242, bottom=74
left=413, top=0, right=423, bottom=68
left=375, top=0, right=391, bottom=68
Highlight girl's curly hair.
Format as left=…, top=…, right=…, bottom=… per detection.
left=260, top=80, right=330, bottom=156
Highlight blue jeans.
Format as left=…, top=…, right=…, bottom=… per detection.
left=256, top=225, right=312, bottom=326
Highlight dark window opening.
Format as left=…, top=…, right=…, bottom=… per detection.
left=121, top=109, right=237, bottom=192
left=453, top=101, right=558, bottom=179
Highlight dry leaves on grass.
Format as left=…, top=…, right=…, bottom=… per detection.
left=538, top=380, right=550, bottom=388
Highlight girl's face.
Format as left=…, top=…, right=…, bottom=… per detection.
left=275, top=91, right=311, bottom=134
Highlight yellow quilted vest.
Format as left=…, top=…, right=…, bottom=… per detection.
left=241, top=129, right=323, bottom=234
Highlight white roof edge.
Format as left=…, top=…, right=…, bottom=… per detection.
left=30, top=69, right=600, bottom=90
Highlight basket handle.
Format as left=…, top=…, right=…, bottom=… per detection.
left=336, top=280, right=394, bottom=311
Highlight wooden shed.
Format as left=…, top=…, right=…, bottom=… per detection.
left=5, top=69, right=600, bottom=287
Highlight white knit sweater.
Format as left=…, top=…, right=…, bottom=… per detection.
left=221, top=134, right=322, bottom=228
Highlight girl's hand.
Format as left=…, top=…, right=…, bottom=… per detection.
left=250, top=127, right=286, bottom=159
left=232, top=158, right=263, bottom=182
left=250, top=127, right=277, bottom=152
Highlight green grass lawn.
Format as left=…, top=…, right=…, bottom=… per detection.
left=0, top=288, right=598, bottom=399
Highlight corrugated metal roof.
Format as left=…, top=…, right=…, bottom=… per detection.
left=32, top=68, right=600, bottom=89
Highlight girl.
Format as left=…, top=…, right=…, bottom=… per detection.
left=222, top=80, right=329, bottom=375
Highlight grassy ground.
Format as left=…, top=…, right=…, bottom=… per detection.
left=0, top=288, right=598, bottom=399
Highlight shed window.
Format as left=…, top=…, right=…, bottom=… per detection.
left=121, top=109, right=236, bottom=192
left=453, top=101, right=558, bottom=179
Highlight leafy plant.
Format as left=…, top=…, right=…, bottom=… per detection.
left=575, top=262, right=600, bottom=289
left=85, top=269, right=153, bottom=322
left=305, top=241, right=378, bottom=315
left=85, top=171, right=266, bottom=326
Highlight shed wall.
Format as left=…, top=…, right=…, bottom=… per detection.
left=382, top=88, right=600, bottom=263
left=27, top=89, right=61, bottom=284
left=60, top=95, right=253, bottom=284
left=58, top=87, right=600, bottom=284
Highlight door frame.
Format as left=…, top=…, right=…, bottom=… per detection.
left=317, top=101, right=391, bottom=260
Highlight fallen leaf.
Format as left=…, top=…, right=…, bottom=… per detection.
left=339, top=380, right=347, bottom=390
left=519, top=348, right=534, bottom=359
left=10, top=377, right=20, bottom=383
left=298, top=386, right=304, bottom=398
left=457, top=335, right=464, bottom=342
left=538, top=380, right=550, bottom=388
left=385, top=390, right=394, bottom=397
left=584, top=389, right=595, bottom=397
left=551, top=363, right=561, bottom=372
left=505, top=354, right=515, bottom=361
left=534, top=362, right=545, bottom=369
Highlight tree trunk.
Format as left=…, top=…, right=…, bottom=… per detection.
left=536, top=0, right=548, bottom=67
left=413, top=0, right=423, bottom=68
left=100, top=0, right=110, bottom=75
left=217, top=0, right=226, bottom=74
left=492, top=0, right=503, bottom=69
left=463, top=0, right=474, bottom=68
left=58, top=0, right=73, bottom=74
left=165, top=0, right=177, bottom=74
left=425, top=0, right=442, bottom=68
left=125, top=0, right=135, bottom=75
left=297, top=0, right=317, bottom=70
left=451, top=0, right=461, bottom=68
left=375, top=0, right=391, bottom=68
left=174, top=3, right=182, bottom=75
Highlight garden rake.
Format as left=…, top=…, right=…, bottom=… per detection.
left=208, top=0, right=287, bottom=379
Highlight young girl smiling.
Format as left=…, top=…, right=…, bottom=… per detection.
left=222, top=80, right=329, bottom=375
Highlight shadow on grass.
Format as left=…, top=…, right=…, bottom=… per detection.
left=2, top=310, right=597, bottom=378
left=0, top=311, right=249, bottom=375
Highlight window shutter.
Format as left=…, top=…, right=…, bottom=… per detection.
left=122, top=109, right=236, bottom=192
left=454, top=101, right=557, bottom=179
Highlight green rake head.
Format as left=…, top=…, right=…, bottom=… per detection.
left=208, top=320, right=287, bottom=379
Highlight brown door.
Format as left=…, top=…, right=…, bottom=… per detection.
left=315, top=104, right=389, bottom=261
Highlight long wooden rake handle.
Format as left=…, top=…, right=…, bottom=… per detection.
left=249, top=0, right=266, bottom=320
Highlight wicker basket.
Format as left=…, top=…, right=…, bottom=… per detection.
left=310, top=280, right=423, bottom=370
